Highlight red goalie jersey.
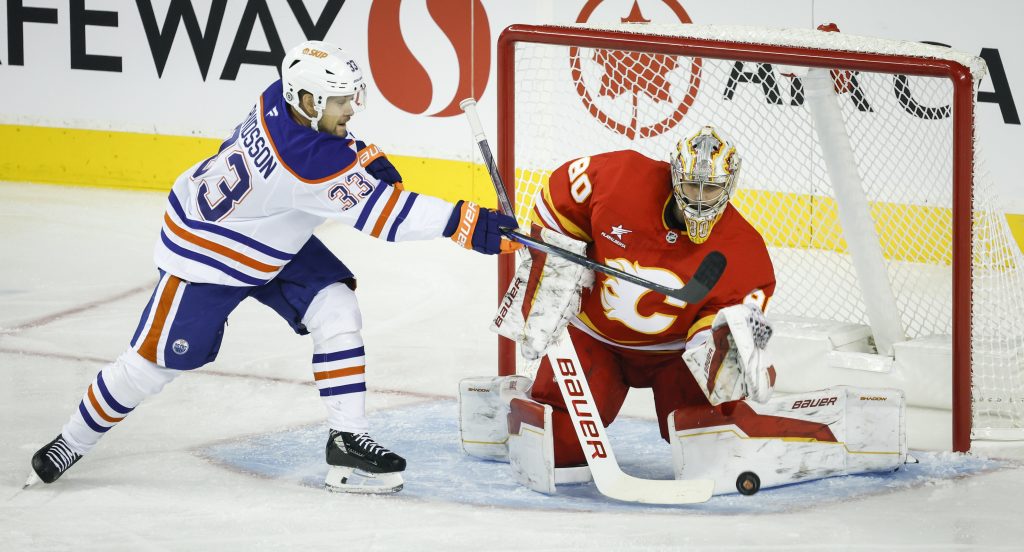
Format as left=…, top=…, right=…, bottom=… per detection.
left=532, top=150, right=776, bottom=351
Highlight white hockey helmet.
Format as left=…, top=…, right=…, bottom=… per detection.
left=281, top=40, right=367, bottom=131
left=670, top=125, right=742, bottom=244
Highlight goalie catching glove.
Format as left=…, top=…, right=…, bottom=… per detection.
left=682, top=300, right=776, bottom=405
left=491, top=227, right=594, bottom=360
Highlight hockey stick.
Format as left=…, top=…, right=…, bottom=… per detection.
left=459, top=98, right=726, bottom=304
left=461, top=98, right=716, bottom=503
left=509, top=232, right=723, bottom=303
left=546, top=329, right=714, bottom=504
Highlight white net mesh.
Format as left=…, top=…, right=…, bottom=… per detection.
left=504, top=24, right=1024, bottom=438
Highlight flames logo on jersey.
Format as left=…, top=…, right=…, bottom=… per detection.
left=600, top=259, right=688, bottom=334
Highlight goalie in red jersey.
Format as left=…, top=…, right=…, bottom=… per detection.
left=459, top=125, right=908, bottom=498
left=518, top=124, right=776, bottom=463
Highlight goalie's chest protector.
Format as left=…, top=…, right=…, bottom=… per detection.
left=575, top=154, right=775, bottom=351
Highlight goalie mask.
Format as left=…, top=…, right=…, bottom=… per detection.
left=282, top=40, right=367, bottom=131
left=670, top=126, right=742, bottom=244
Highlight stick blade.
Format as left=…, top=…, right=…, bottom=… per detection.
left=673, top=250, right=727, bottom=303
left=596, top=476, right=715, bottom=505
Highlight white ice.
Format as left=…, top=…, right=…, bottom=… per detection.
left=2, top=182, right=1023, bottom=551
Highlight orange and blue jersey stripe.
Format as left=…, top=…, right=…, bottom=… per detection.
left=77, top=371, right=134, bottom=433
left=353, top=184, right=420, bottom=242
left=312, top=347, right=367, bottom=397
left=161, top=192, right=295, bottom=286
left=130, top=273, right=184, bottom=366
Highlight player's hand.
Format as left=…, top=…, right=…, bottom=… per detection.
left=444, top=201, right=523, bottom=255
left=356, top=141, right=403, bottom=189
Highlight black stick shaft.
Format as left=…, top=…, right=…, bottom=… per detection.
left=459, top=98, right=725, bottom=304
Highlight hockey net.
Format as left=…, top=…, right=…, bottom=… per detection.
left=495, top=23, right=1024, bottom=451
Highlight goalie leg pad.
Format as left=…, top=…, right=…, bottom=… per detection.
left=670, top=386, right=906, bottom=495
left=507, top=397, right=592, bottom=494
left=458, top=375, right=532, bottom=460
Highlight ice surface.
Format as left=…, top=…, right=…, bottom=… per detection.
left=2, top=183, right=1024, bottom=551
left=199, top=400, right=1003, bottom=515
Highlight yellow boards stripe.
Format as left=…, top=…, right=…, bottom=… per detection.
left=2, top=124, right=1022, bottom=262
left=0, top=124, right=219, bottom=191
left=0, top=124, right=498, bottom=206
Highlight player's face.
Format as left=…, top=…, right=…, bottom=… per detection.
left=318, top=95, right=356, bottom=137
left=679, top=180, right=726, bottom=213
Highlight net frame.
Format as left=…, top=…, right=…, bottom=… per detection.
left=494, top=24, right=979, bottom=452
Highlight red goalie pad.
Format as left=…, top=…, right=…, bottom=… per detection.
left=529, top=326, right=712, bottom=467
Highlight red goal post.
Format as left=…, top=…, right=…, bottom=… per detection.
left=493, top=23, right=1023, bottom=453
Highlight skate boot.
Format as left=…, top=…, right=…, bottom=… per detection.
left=25, top=434, right=83, bottom=487
left=324, top=430, right=405, bottom=494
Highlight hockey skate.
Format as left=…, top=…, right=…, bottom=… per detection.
left=25, top=434, right=83, bottom=488
left=324, top=430, right=406, bottom=494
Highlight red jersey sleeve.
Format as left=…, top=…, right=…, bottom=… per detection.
left=531, top=151, right=662, bottom=242
left=530, top=155, right=602, bottom=241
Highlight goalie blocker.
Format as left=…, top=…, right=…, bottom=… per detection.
left=490, top=226, right=593, bottom=360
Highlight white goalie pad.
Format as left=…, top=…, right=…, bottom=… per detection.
left=458, top=375, right=532, bottom=460
left=491, top=227, right=594, bottom=360
left=683, top=303, right=776, bottom=405
left=670, top=386, right=907, bottom=495
left=507, top=397, right=592, bottom=494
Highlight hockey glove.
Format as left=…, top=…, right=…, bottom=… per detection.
left=356, top=141, right=403, bottom=189
left=444, top=201, right=523, bottom=255
left=491, top=226, right=593, bottom=359
left=682, top=302, right=776, bottom=405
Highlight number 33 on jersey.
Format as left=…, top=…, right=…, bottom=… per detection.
left=155, top=80, right=457, bottom=288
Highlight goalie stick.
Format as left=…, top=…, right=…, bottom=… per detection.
left=547, top=329, right=714, bottom=504
left=458, top=98, right=726, bottom=304
left=512, top=232, right=723, bottom=304
left=460, top=98, right=717, bottom=504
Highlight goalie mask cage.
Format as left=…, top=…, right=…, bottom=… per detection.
left=494, top=23, right=1024, bottom=453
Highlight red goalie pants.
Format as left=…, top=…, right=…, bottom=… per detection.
left=529, top=325, right=712, bottom=467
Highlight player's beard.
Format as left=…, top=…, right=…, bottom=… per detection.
left=330, top=115, right=350, bottom=138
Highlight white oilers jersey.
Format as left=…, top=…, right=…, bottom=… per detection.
left=154, top=80, right=455, bottom=287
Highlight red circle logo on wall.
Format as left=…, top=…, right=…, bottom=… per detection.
left=571, top=0, right=702, bottom=139
left=368, top=0, right=491, bottom=117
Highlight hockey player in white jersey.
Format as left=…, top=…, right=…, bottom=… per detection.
left=26, top=40, right=520, bottom=494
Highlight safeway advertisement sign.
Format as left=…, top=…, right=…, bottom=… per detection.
left=0, top=0, right=1019, bottom=202
left=367, top=0, right=491, bottom=118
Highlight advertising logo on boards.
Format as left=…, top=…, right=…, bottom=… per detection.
left=571, top=0, right=702, bottom=139
left=367, top=0, right=491, bottom=117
